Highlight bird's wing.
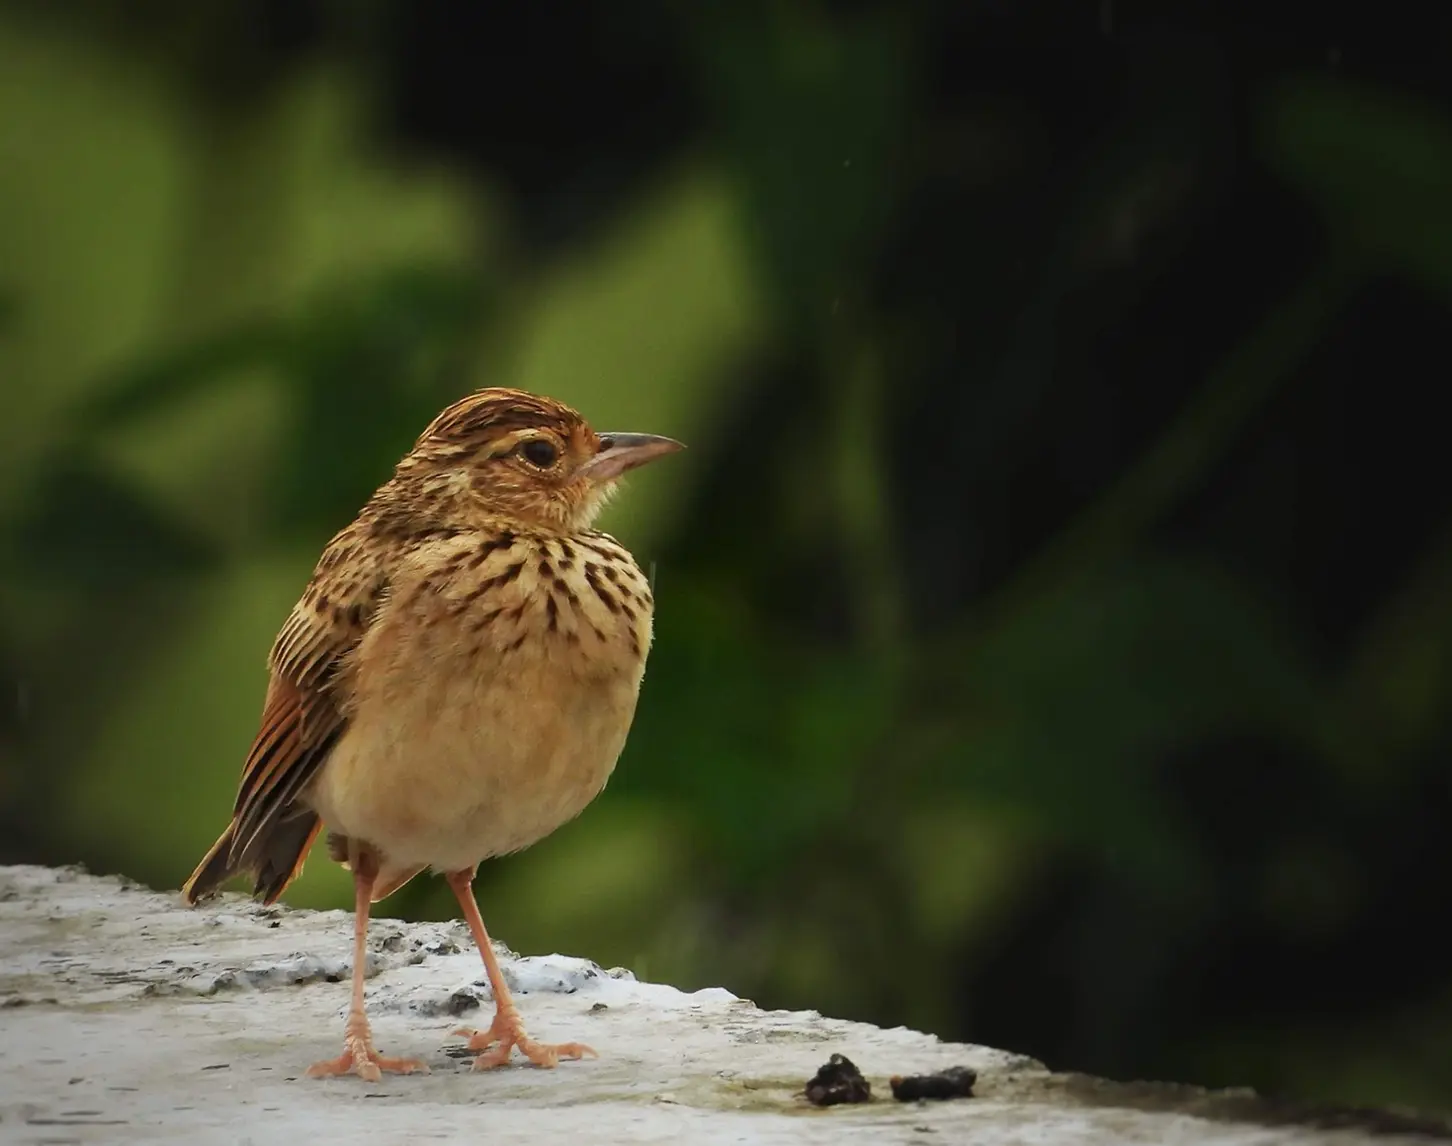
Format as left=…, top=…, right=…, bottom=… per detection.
left=228, top=527, right=388, bottom=867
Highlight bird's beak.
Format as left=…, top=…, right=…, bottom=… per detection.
left=579, top=432, right=685, bottom=483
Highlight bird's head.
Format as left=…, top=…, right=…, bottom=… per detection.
left=391, top=388, right=683, bottom=533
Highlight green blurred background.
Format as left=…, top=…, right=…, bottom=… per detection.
left=4, top=0, right=1452, bottom=1115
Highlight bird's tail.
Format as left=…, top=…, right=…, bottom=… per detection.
left=181, top=814, right=322, bottom=906
left=181, top=824, right=236, bottom=905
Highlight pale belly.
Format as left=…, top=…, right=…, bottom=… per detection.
left=307, top=529, right=652, bottom=875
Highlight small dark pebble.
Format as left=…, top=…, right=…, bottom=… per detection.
left=805, top=1053, right=872, bottom=1107
left=201, top=1063, right=230, bottom=1071
left=889, top=1066, right=977, bottom=1102
left=590, top=1002, right=609, bottom=1012
left=445, top=990, right=481, bottom=1016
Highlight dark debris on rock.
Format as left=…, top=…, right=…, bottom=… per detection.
left=804, top=1053, right=872, bottom=1107
left=890, top=1065, right=977, bottom=1102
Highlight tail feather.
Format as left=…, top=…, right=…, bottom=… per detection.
left=253, top=815, right=323, bottom=905
left=181, top=825, right=237, bottom=905
left=181, top=813, right=323, bottom=906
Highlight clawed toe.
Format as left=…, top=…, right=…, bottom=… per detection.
left=452, top=1013, right=596, bottom=1070
left=473, top=1036, right=594, bottom=1071
left=307, top=1033, right=427, bottom=1082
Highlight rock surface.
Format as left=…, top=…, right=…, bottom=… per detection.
left=0, top=864, right=1446, bottom=1145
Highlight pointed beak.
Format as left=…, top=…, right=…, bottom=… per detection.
left=579, top=432, right=685, bottom=483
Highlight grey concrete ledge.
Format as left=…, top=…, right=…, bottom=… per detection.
left=0, top=864, right=1445, bottom=1144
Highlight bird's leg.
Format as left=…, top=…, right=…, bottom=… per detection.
left=306, top=857, right=427, bottom=1081
left=446, top=868, right=597, bottom=1070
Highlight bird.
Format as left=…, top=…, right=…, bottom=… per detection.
left=181, top=387, right=684, bottom=1081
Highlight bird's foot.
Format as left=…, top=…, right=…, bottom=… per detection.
left=306, top=1024, right=428, bottom=1082
left=453, top=1007, right=596, bottom=1070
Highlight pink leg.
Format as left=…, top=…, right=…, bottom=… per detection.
left=305, top=858, right=428, bottom=1081
left=446, top=868, right=596, bottom=1070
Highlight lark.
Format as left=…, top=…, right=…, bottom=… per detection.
left=182, top=387, right=683, bottom=1080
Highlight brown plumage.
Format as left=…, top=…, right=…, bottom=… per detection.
left=182, top=387, right=682, bottom=1080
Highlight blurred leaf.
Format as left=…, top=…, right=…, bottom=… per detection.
left=273, top=264, right=489, bottom=533
left=1342, top=521, right=1452, bottom=755
left=500, top=164, right=763, bottom=549
left=917, top=554, right=1338, bottom=886
left=693, top=4, right=910, bottom=316
left=65, top=551, right=318, bottom=891
left=80, top=319, right=288, bottom=429
left=625, top=578, right=893, bottom=885
left=6, top=452, right=219, bottom=590
left=475, top=798, right=695, bottom=975
left=1263, top=78, right=1452, bottom=292
left=73, top=264, right=489, bottom=539
left=996, top=256, right=1356, bottom=612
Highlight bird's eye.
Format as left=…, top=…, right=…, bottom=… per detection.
left=520, top=439, right=559, bottom=467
